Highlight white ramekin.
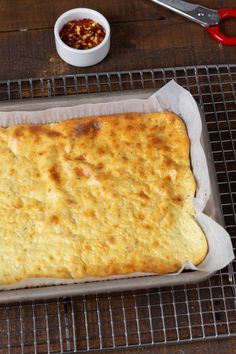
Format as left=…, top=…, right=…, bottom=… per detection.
left=54, top=8, right=110, bottom=67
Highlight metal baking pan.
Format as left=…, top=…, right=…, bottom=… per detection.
left=0, top=89, right=223, bottom=303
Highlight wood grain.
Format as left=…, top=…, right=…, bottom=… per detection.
left=0, top=20, right=235, bottom=80
left=0, top=0, right=235, bottom=80
left=91, top=337, right=236, bottom=353
left=0, top=0, right=236, bottom=30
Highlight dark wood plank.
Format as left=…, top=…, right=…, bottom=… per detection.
left=0, top=19, right=235, bottom=80
left=0, top=0, right=235, bottom=30
left=90, top=337, right=236, bottom=353
left=0, top=0, right=169, bottom=31
left=0, top=0, right=235, bottom=81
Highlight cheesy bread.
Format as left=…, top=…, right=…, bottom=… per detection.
left=0, top=112, right=207, bottom=284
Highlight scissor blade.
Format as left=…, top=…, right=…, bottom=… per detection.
left=151, top=0, right=220, bottom=27
left=152, top=0, right=198, bottom=12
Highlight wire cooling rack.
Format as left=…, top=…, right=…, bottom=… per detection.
left=0, top=64, right=235, bottom=353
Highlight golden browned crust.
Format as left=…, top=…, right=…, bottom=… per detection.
left=0, top=112, right=208, bottom=284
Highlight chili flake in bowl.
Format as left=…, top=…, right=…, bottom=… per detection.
left=60, top=19, right=106, bottom=50
left=54, top=8, right=110, bottom=67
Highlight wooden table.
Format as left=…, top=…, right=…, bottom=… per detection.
left=0, top=1, right=235, bottom=354
left=0, top=0, right=236, bottom=80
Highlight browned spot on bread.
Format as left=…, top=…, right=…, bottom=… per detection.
left=137, top=212, right=145, bottom=220
left=170, top=115, right=177, bottom=123
left=10, top=168, right=15, bottom=175
left=13, top=127, right=24, bottom=138
left=109, top=131, right=116, bottom=138
left=154, top=139, right=166, bottom=149
left=149, top=136, right=163, bottom=145
left=67, top=198, right=76, bottom=205
left=97, top=146, right=106, bottom=155
left=138, top=191, right=149, bottom=200
left=143, top=224, right=152, bottom=231
left=81, top=264, right=87, bottom=273
left=49, top=214, right=60, bottom=224
left=49, top=166, right=61, bottom=184
left=138, top=168, right=146, bottom=178
left=152, top=240, right=160, bottom=248
left=125, top=141, right=131, bottom=146
left=96, top=162, right=104, bottom=169
left=28, top=125, right=62, bottom=138
left=75, top=121, right=101, bottom=137
left=107, top=236, right=115, bottom=245
left=123, top=264, right=135, bottom=273
left=13, top=198, right=23, bottom=209
left=75, top=154, right=87, bottom=161
left=164, top=158, right=174, bottom=168
left=147, top=136, right=168, bottom=151
left=162, top=145, right=171, bottom=153
left=173, top=195, right=182, bottom=204
left=126, top=124, right=133, bottom=130
left=39, top=151, right=46, bottom=156
left=85, top=244, right=91, bottom=251
left=47, top=130, right=62, bottom=138
left=108, top=265, right=118, bottom=274
left=74, top=168, right=91, bottom=178
left=139, top=123, right=147, bottom=130
left=164, top=176, right=172, bottom=183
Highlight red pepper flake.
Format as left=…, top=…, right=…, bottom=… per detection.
left=60, top=18, right=106, bottom=50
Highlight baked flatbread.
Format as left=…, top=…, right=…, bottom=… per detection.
left=0, top=112, right=207, bottom=284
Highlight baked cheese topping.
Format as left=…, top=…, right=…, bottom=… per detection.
left=0, top=112, right=208, bottom=284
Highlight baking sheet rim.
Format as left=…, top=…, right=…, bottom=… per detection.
left=0, top=86, right=228, bottom=299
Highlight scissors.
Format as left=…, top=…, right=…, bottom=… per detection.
left=151, top=0, right=236, bottom=46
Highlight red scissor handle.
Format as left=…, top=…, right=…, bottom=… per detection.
left=207, top=8, right=236, bottom=46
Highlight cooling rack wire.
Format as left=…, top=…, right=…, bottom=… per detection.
left=0, top=64, right=235, bottom=353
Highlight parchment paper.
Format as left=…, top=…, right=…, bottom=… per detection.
left=0, top=80, right=234, bottom=291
